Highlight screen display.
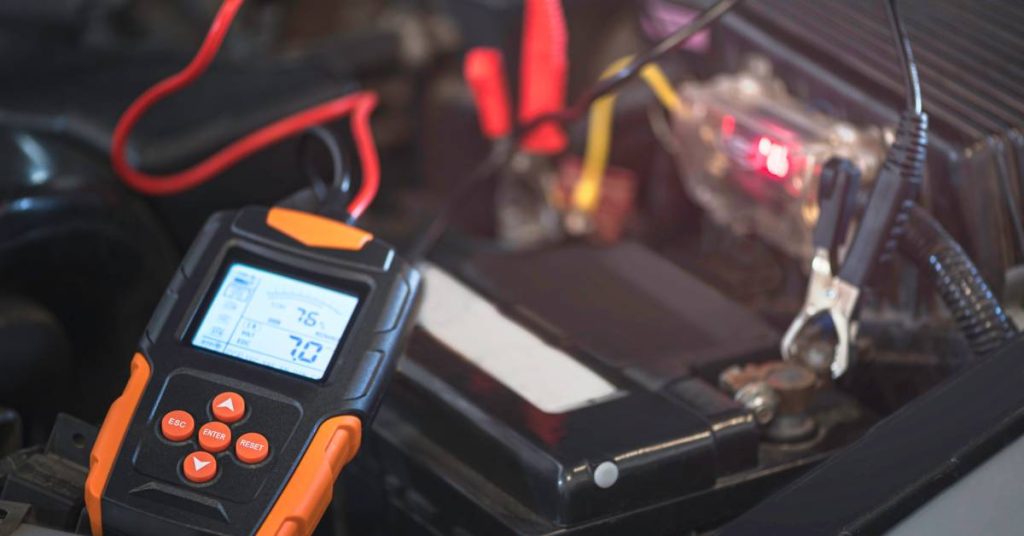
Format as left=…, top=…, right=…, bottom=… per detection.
left=191, top=263, right=360, bottom=380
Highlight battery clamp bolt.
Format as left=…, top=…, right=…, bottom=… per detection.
left=734, top=381, right=779, bottom=425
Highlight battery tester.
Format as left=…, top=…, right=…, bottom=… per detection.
left=83, top=207, right=421, bottom=536
left=81, top=1, right=422, bottom=534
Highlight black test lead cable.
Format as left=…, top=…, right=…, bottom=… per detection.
left=885, top=0, right=922, bottom=116
left=882, top=0, right=1017, bottom=354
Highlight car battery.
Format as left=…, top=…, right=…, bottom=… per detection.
left=343, top=242, right=788, bottom=535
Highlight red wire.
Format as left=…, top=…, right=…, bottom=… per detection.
left=110, top=0, right=381, bottom=219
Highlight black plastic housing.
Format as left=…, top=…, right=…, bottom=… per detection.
left=98, top=206, right=421, bottom=536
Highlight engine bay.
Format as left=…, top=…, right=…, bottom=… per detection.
left=0, top=0, right=1022, bottom=534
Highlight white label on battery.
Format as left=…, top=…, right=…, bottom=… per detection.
left=418, top=265, right=620, bottom=413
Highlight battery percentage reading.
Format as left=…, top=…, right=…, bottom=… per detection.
left=296, top=308, right=320, bottom=328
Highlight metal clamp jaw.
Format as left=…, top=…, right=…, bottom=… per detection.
left=781, top=248, right=860, bottom=378
left=782, top=158, right=861, bottom=378
left=782, top=108, right=928, bottom=379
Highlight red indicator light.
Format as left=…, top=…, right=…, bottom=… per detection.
left=754, top=136, right=790, bottom=180
left=765, top=145, right=790, bottom=178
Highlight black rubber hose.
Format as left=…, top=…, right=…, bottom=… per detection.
left=900, top=204, right=1017, bottom=356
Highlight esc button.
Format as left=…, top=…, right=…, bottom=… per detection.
left=160, top=410, right=195, bottom=442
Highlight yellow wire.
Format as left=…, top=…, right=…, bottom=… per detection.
left=571, top=55, right=685, bottom=215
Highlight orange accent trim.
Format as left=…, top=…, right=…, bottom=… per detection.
left=256, top=416, right=363, bottom=536
left=85, top=353, right=152, bottom=536
left=266, top=207, right=372, bottom=251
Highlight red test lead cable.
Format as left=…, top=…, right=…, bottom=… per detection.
left=517, top=0, right=569, bottom=154
left=110, top=0, right=381, bottom=220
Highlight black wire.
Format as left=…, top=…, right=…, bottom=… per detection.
left=405, top=139, right=516, bottom=261
left=277, top=125, right=360, bottom=223
left=406, top=0, right=745, bottom=260
left=296, top=125, right=351, bottom=211
left=885, top=0, right=922, bottom=115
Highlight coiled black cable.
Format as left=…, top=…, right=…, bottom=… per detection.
left=900, top=204, right=1017, bottom=356
left=878, top=111, right=929, bottom=263
left=883, top=0, right=1016, bottom=357
left=874, top=0, right=928, bottom=265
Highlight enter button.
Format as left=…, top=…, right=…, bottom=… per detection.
left=198, top=421, right=232, bottom=453
left=235, top=432, right=269, bottom=464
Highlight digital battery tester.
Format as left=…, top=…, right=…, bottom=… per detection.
left=84, top=206, right=421, bottom=535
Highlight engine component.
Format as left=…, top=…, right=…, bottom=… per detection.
left=0, top=415, right=95, bottom=532
left=0, top=295, right=72, bottom=446
left=686, top=0, right=1024, bottom=292
left=671, top=58, right=886, bottom=262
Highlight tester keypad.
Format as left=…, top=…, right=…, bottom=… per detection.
left=135, top=373, right=301, bottom=500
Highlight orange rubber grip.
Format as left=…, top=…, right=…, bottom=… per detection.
left=85, top=353, right=152, bottom=536
left=257, top=415, right=363, bottom=536
left=266, top=207, right=373, bottom=251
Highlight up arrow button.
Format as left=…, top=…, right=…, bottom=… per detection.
left=211, top=392, right=245, bottom=423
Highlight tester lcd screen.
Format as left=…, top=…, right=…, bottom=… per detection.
left=191, top=263, right=360, bottom=380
